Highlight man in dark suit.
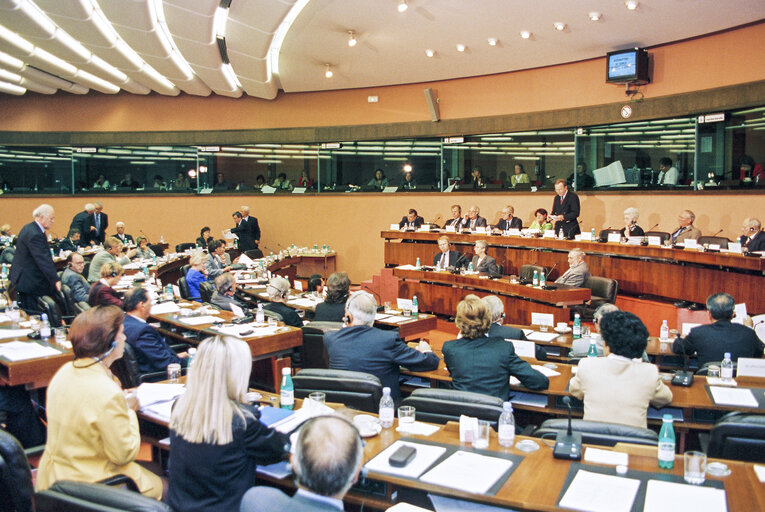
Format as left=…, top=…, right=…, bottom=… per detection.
left=231, top=211, right=256, bottom=251
left=672, top=292, right=763, bottom=366
left=443, top=204, right=462, bottom=229
left=10, top=204, right=61, bottom=314
left=462, top=205, right=488, bottom=231
left=240, top=416, right=362, bottom=512
left=56, top=229, right=81, bottom=253
left=432, top=236, right=468, bottom=269
left=740, top=217, right=765, bottom=253
left=494, top=205, right=523, bottom=232
left=123, top=288, right=187, bottom=374
left=240, top=205, right=261, bottom=247
left=324, top=291, right=439, bottom=401
left=69, top=203, right=96, bottom=246
left=113, top=221, right=134, bottom=245
left=550, top=179, right=581, bottom=239
left=469, top=239, right=499, bottom=275
left=92, top=201, right=108, bottom=244
left=398, top=208, right=424, bottom=230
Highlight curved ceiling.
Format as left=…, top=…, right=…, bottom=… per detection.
left=0, top=0, right=762, bottom=99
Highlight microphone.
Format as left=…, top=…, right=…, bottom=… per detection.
left=598, top=227, right=611, bottom=242
left=671, top=331, right=695, bottom=387
left=545, top=262, right=558, bottom=279
left=139, top=230, right=151, bottom=243
left=553, top=396, right=582, bottom=460
left=710, top=229, right=723, bottom=237
left=646, top=223, right=659, bottom=233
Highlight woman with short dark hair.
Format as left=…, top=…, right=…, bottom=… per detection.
left=313, top=272, right=350, bottom=322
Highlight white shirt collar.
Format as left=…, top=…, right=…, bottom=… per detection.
left=34, top=220, right=46, bottom=233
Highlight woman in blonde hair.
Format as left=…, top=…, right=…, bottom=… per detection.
left=167, top=336, right=288, bottom=512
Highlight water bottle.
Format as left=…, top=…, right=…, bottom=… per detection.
left=142, top=265, right=149, bottom=277
left=1, top=264, right=7, bottom=279
left=558, top=228, right=564, bottom=240
left=587, top=338, right=598, bottom=358
left=498, top=402, right=516, bottom=447
left=412, top=295, right=419, bottom=317
left=280, top=368, right=294, bottom=410
left=591, top=228, right=596, bottom=240
left=721, top=352, right=733, bottom=382
left=40, top=313, right=51, bottom=340
left=572, top=313, right=582, bottom=339
left=160, top=235, right=164, bottom=243
left=416, top=257, right=421, bottom=269
left=539, top=271, right=546, bottom=288
left=186, top=347, right=196, bottom=369
left=532, top=270, right=539, bottom=286
left=256, top=303, right=265, bottom=324
left=164, top=284, right=173, bottom=301
left=152, top=255, right=157, bottom=265
left=379, top=387, right=395, bottom=428
left=660, top=320, right=669, bottom=341
left=468, top=262, right=474, bottom=272
left=657, top=415, right=676, bottom=469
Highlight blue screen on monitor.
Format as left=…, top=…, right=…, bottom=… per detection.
left=608, top=52, right=637, bottom=78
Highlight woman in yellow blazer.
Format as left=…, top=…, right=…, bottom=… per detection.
left=36, top=306, right=164, bottom=499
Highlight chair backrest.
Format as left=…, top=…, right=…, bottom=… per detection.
left=177, top=277, right=191, bottom=300
left=179, top=264, right=190, bottom=278
left=59, top=283, right=77, bottom=317
left=0, top=430, right=34, bottom=512
left=38, top=480, right=174, bottom=512
left=531, top=418, right=658, bottom=447
left=245, top=249, right=264, bottom=259
left=148, top=244, right=165, bottom=257
left=0, top=247, right=15, bottom=265
left=36, top=295, right=63, bottom=328
left=520, top=264, right=546, bottom=281
left=199, top=281, right=215, bottom=304
left=175, top=242, right=196, bottom=253
left=583, top=276, right=618, bottom=303
left=263, top=309, right=283, bottom=322
left=695, top=361, right=737, bottom=375
left=300, top=321, right=342, bottom=369
left=292, top=368, right=382, bottom=413
left=698, top=236, right=730, bottom=249
left=400, top=388, right=505, bottom=429
left=112, top=342, right=141, bottom=389
left=599, top=228, right=621, bottom=242
left=707, top=412, right=765, bottom=462
left=644, top=231, right=670, bottom=243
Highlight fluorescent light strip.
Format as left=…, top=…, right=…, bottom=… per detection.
left=269, top=0, right=311, bottom=77
left=148, top=0, right=194, bottom=79
left=0, top=80, right=26, bottom=94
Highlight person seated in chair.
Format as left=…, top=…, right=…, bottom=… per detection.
left=569, top=311, right=672, bottom=429
left=123, top=288, right=187, bottom=374
left=211, top=273, right=250, bottom=313
left=88, top=262, right=123, bottom=307
left=432, top=236, right=468, bottom=270
left=113, top=222, right=134, bottom=245
left=134, top=237, right=156, bottom=259
left=57, top=229, right=81, bottom=253
left=263, top=277, right=303, bottom=327
left=462, top=205, right=488, bottom=231
left=313, top=272, right=349, bottom=322
left=306, top=274, right=325, bottom=295
left=205, top=239, right=233, bottom=279
left=398, top=209, right=424, bottom=230
left=470, top=240, right=499, bottom=275
left=196, top=226, right=213, bottom=249
left=555, top=248, right=590, bottom=287
left=186, top=252, right=208, bottom=302
left=61, top=252, right=90, bottom=303
left=493, top=205, right=522, bottom=232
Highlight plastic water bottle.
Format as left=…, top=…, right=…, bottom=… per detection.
left=721, top=352, right=733, bottom=382
left=558, top=228, right=564, bottom=240
left=280, top=367, right=294, bottom=410
left=591, top=228, right=596, bottom=240
left=468, top=262, right=474, bottom=272
left=415, top=257, right=421, bottom=269
left=532, top=270, right=539, bottom=286
left=657, top=415, right=676, bottom=469
left=587, top=338, right=598, bottom=358
left=256, top=303, right=265, bottom=324
left=539, top=271, right=546, bottom=288
left=660, top=320, right=669, bottom=341
left=40, top=313, right=51, bottom=340
left=498, top=402, right=516, bottom=447
left=142, top=265, right=149, bottom=277
left=379, top=387, right=395, bottom=428
left=412, top=295, right=419, bottom=317
left=572, top=313, right=582, bottom=339
left=164, top=284, right=173, bottom=301
left=186, top=347, right=196, bottom=369
left=1, top=264, right=7, bottom=279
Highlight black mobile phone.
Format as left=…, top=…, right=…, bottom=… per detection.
left=388, top=445, right=417, bottom=468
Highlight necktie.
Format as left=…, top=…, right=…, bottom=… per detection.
left=673, top=227, right=684, bottom=241
left=95, top=214, right=100, bottom=230
left=440, top=252, right=447, bottom=268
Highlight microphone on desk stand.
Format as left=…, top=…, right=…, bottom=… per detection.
left=671, top=332, right=694, bottom=387
left=542, top=263, right=558, bottom=289
left=553, top=396, right=582, bottom=460
left=598, top=227, right=611, bottom=243
left=641, top=223, right=659, bottom=246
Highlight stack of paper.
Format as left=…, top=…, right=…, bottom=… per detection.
left=0, top=341, right=62, bottom=361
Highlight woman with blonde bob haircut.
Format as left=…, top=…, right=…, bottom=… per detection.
left=167, top=336, right=288, bottom=512
left=442, top=295, right=548, bottom=400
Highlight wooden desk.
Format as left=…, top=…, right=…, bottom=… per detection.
left=394, top=268, right=590, bottom=325
left=382, top=230, right=765, bottom=312
left=0, top=338, right=72, bottom=389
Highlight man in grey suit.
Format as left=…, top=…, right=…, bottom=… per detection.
left=87, top=236, right=135, bottom=282
left=240, top=416, right=362, bottom=512
left=555, top=248, right=590, bottom=287
left=61, top=252, right=90, bottom=303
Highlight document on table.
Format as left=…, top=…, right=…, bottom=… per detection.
left=709, top=386, right=759, bottom=407
left=754, top=464, right=765, bottom=483
left=530, top=364, right=560, bottom=377
left=558, top=469, right=640, bottom=512
left=643, top=479, right=726, bottom=512
left=0, top=328, right=33, bottom=340
left=0, top=340, right=62, bottom=361
left=525, top=331, right=560, bottom=342
left=140, top=401, right=174, bottom=423
left=177, top=315, right=219, bottom=326
left=364, top=440, right=447, bottom=479
left=583, top=447, right=628, bottom=466
left=210, top=324, right=282, bottom=338
left=428, top=494, right=513, bottom=512
left=289, top=298, right=320, bottom=308
left=381, top=315, right=413, bottom=324
left=151, top=302, right=181, bottom=315
left=419, top=451, right=513, bottom=495
left=136, top=383, right=185, bottom=408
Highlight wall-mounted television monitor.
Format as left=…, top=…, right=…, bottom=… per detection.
left=606, top=48, right=650, bottom=84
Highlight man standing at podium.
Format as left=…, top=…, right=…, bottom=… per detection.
left=550, top=179, right=580, bottom=239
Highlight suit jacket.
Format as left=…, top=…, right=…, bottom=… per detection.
left=470, top=254, right=499, bottom=275
left=88, top=281, right=123, bottom=307
left=70, top=211, right=94, bottom=245
left=672, top=320, right=763, bottom=367
left=313, top=301, right=346, bottom=322
left=241, top=215, right=261, bottom=244
left=443, top=218, right=462, bottom=229
left=551, top=191, right=581, bottom=239
left=9, top=221, right=59, bottom=296
left=568, top=355, right=672, bottom=429
left=57, top=237, right=78, bottom=253
left=263, top=302, right=303, bottom=327
left=61, top=268, right=90, bottom=303
left=442, top=336, right=548, bottom=400
left=91, top=212, right=108, bottom=243
left=88, top=250, right=130, bottom=282
left=464, top=216, right=488, bottom=231
left=205, top=253, right=229, bottom=279
left=671, top=225, right=701, bottom=243
left=432, top=250, right=467, bottom=269
left=555, top=261, right=590, bottom=287
left=325, top=325, right=439, bottom=401
left=36, top=361, right=162, bottom=498
left=113, top=233, right=134, bottom=245
left=196, top=236, right=213, bottom=249
left=232, top=221, right=256, bottom=251
left=620, top=224, right=645, bottom=238
left=241, top=487, right=344, bottom=512
left=496, top=217, right=522, bottom=231
left=742, top=230, right=765, bottom=252
left=488, top=323, right=550, bottom=360
left=210, top=291, right=249, bottom=312
left=123, top=315, right=183, bottom=374
left=186, top=268, right=207, bottom=301
left=399, top=216, right=425, bottom=230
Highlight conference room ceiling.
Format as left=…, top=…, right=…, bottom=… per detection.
left=0, top=0, right=763, bottom=99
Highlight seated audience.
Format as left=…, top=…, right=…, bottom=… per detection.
left=324, top=291, right=439, bottom=401
left=272, top=173, right=293, bottom=191
left=432, top=235, right=467, bottom=270
left=670, top=209, right=701, bottom=243
left=214, top=172, right=229, bottom=191
left=673, top=293, right=763, bottom=366
left=240, top=416, right=363, bottom=512
left=307, top=274, right=325, bottom=295
left=61, top=252, right=90, bottom=303
left=313, top=272, right=349, bottom=322
left=494, top=205, right=522, bottom=232
left=134, top=237, right=155, bottom=259
left=92, top=174, right=110, bottom=190
left=88, top=236, right=135, bottom=282
left=738, top=154, right=763, bottom=182
left=510, top=163, right=530, bottom=187
left=740, top=217, right=765, bottom=253
left=36, top=306, right=164, bottom=498
left=470, top=239, right=499, bottom=275
left=621, top=207, right=645, bottom=238
left=123, top=288, right=187, bottom=374
left=206, top=239, right=232, bottom=279
left=197, top=226, right=213, bottom=249
left=443, top=204, right=463, bottom=229
left=443, top=295, right=548, bottom=400
left=57, top=229, right=81, bottom=253
left=118, top=172, right=140, bottom=189
left=398, top=208, right=424, bottom=230
left=367, top=169, right=388, bottom=190
left=175, top=172, right=190, bottom=189
left=555, top=248, right=590, bottom=287
left=211, top=273, right=249, bottom=312
left=253, top=174, right=266, bottom=189
left=297, top=170, right=314, bottom=189
left=113, top=222, right=134, bottom=244
left=462, top=205, right=487, bottom=231
left=186, top=252, right=208, bottom=302
left=657, top=157, right=679, bottom=185
left=569, top=311, right=672, bottom=429
left=529, top=208, right=553, bottom=232
left=468, top=166, right=487, bottom=189
left=401, top=171, right=416, bottom=189
left=263, top=277, right=302, bottom=327
left=167, top=336, right=288, bottom=512
left=152, top=174, right=166, bottom=190
left=88, top=262, right=123, bottom=307
left=568, top=162, right=594, bottom=189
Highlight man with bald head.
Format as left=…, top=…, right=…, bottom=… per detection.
left=462, top=205, right=487, bottom=231
left=240, top=416, right=363, bottom=512
left=740, top=217, right=765, bottom=253
left=555, top=248, right=590, bottom=287
left=670, top=209, right=701, bottom=244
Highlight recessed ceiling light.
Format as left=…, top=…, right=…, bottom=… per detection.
left=553, top=22, right=566, bottom=31
left=589, top=12, right=602, bottom=21
left=487, top=38, right=497, bottom=46
left=456, top=43, right=466, bottom=52
left=324, top=64, right=333, bottom=78
left=397, top=0, right=408, bottom=13
left=425, top=49, right=435, bottom=57
left=625, top=1, right=639, bottom=10
left=520, top=31, right=531, bottom=39
left=347, top=31, right=357, bottom=47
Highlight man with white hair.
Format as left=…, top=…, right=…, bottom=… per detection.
left=740, top=217, right=765, bottom=253
left=324, top=291, right=439, bottom=401
left=69, top=202, right=96, bottom=246
left=555, top=248, right=590, bottom=287
left=483, top=295, right=548, bottom=360
left=461, top=205, right=487, bottom=231
left=113, top=221, right=134, bottom=245
left=10, top=204, right=61, bottom=314
left=240, top=205, right=260, bottom=248
left=262, top=276, right=302, bottom=327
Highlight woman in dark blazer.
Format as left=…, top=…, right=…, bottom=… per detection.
left=88, top=262, right=123, bottom=307
left=469, top=239, right=499, bottom=275
left=313, top=272, right=349, bottom=322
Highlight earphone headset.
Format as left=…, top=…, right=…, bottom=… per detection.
left=267, top=283, right=288, bottom=299
left=74, top=337, right=118, bottom=368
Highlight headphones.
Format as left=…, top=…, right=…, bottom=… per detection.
left=267, top=283, right=288, bottom=299
left=75, top=339, right=118, bottom=368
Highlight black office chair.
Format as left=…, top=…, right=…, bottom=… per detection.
left=300, top=321, right=342, bottom=369
left=598, top=228, right=622, bottom=242
left=578, top=276, right=618, bottom=321
left=520, top=264, right=546, bottom=282
left=245, top=249, right=264, bottom=259
left=112, top=343, right=173, bottom=389
left=698, top=236, right=730, bottom=249
left=400, top=389, right=505, bottom=429
left=532, top=419, right=659, bottom=447
left=60, top=283, right=90, bottom=315
left=0, top=247, right=15, bottom=264
left=696, top=361, right=737, bottom=375
left=706, top=412, right=765, bottom=462
left=177, top=277, right=191, bottom=300
left=36, top=295, right=64, bottom=328
left=0, top=429, right=36, bottom=512
left=292, top=369, right=382, bottom=413
left=148, top=244, right=165, bottom=257
left=644, top=231, right=670, bottom=244
left=199, top=281, right=215, bottom=304
left=263, top=309, right=284, bottom=322
left=179, top=264, right=190, bottom=277
left=175, top=242, right=196, bottom=253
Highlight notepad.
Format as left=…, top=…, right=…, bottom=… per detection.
left=525, top=331, right=560, bottom=342
left=0, top=340, right=62, bottom=361
left=419, top=451, right=513, bottom=495
left=0, top=328, right=33, bottom=340
left=558, top=469, right=640, bottom=512
left=643, top=479, right=726, bottom=512
left=364, top=440, right=447, bottom=479
left=709, top=386, right=758, bottom=407
left=178, top=315, right=219, bottom=326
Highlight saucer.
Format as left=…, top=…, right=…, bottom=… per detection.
left=554, top=327, right=571, bottom=334
left=353, top=414, right=382, bottom=437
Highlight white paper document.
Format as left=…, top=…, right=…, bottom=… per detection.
left=419, top=451, right=513, bottom=495
left=709, top=386, right=759, bottom=407
left=379, top=315, right=412, bottom=324
left=525, top=331, right=560, bottom=342
left=531, top=313, right=554, bottom=326
left=530, top=364, right=560, bottom=377
left=643, top=479, right=727, bottom=512
left=510, top=339, right=535, bottom=358
left=558, top=469, right=640, bottom=512
left=0, top=328, right=33, bottom=340
left=388, top=502, right=432, bottom=512
left=141, top=400, right=175, bottom=423
left=754, top=464, right=765, bottom=483
left=583, top=447, right=629, bottom=466
left=237, top=253, right=254, bottom=265
left=395, top=421, right=440, bottom=436
left=428, top=494, right=512, bottom=512
left=364, top=440, right=447, bottom=479
left=0, top=340, right=62, bottom=361
left=177, top=315, right=219, bottom=326
left=136, top=382, right=185, bottom=408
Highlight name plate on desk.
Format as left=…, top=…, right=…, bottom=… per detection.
left=684, top=239, right=699, bottom=249
left=543, top=230, right=555, bottom=238
left=627, top=236, right=642, bottom=245
left=383, top=186, right=398, bottom=193
left=419, top=225, right=430, bottom=232
left=607, top=232, right=622, bottom=243
left=580, top=232, right=593, bottom=241
left=507, top=228, right=521, bottom=236
left=531, top=312, right=554, bottom=327
left=647, top=236, right=662, bottom=246
left=390, top=224, right=400, bottom=230
left=728, top=242, right=742, bottom=253
left=292, top=187, right=307, bottom=194
left=445, top=225, right=456, bottom=232
left=737, top=357, right=765, bottom=378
